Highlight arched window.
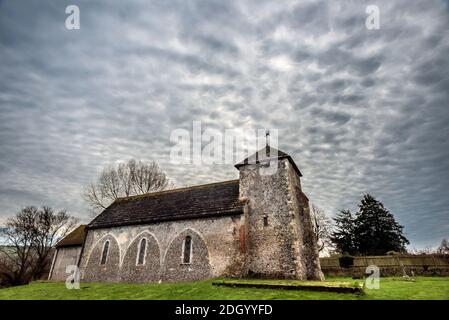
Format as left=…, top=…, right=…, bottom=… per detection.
left=182, top=236, right=192, bottom=264
left=100, top=240, right=109, bottom=265
left=263, top=213, right=269, bottom=227
left=137, top=238, right=147, bottom=265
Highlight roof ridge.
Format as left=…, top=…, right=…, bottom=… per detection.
left=234, top=146, right=303, bottom=177
left=114, top=179, right=239, bottom=203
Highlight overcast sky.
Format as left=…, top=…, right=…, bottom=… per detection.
left=0, top=0, right=448, bottom=249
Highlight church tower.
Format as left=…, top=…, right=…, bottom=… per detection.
left=235, top=146, right=323, bottom=280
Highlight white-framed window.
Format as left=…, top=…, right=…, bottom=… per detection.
left=182, top=236, right=192, bottom=264
left=136, top=237, right=147, bottom=265
left=100, top=240, right=109, bottom=265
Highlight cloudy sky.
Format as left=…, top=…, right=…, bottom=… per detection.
left=0, top=0, right=448, bottom=249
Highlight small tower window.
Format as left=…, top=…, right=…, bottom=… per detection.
left=100, top=240, right=109, bottom=265
left=137, top=238, right=147, bottom=265
left=263, top=214, right=269, bottom=227
left=182, top=236, right=192, bottom=264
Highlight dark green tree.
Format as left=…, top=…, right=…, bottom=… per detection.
left=353, top=194, right=409, bottom=255
left=330, top=209, right=356, bottom=255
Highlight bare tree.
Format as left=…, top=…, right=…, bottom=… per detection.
left=83, top=159, right=171, bottom=214
left=32, top=207, right=78, bottom=279
left=310, top=204, right=333, bottom=253
left=0, top=207, right=37, bottom=286
left=437, top=238, right=449, bottom=254
left=0, top=206, right=77, bottom=286
left=408, top=245, right=437, bottom=255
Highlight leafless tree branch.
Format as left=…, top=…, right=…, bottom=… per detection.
left=310, top=204, right=333, bottom=253
left=0, top=206, right=78, bottom=286
left=83, top=160, right=170, bottom=216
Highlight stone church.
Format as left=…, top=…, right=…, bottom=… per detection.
left=49, top=146, right=323, bottom=282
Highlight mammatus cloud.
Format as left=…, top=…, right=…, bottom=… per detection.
left=0, top=0, right=448, bottom=249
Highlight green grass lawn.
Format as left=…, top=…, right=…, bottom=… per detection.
left=0, top=277, right=448, bottom=300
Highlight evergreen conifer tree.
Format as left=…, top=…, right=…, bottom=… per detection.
left=354, top=194, right=409, bottom=255
left=331, top=209, right=356, bottom=255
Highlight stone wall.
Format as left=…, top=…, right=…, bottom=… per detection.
left=49, top=246, right=82, bottom=281
left=285, top=161, right=324, bottom=280
left=78, top=214, right=245, bottom=283
left=320, top=255, right=449, bottom=276
left=121, top=232, right=161, bottom=282
left=238, top=158, right=296, bottom=278
left=238, top=157, right=323, bottom=280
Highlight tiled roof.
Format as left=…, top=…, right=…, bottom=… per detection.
left=56, top=225, right=86, bottom=247
left=88, top=180, right=244, bottom=229
left=235, top=146, right=303, bottom=177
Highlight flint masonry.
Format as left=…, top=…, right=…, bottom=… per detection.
left=50, top=146, right=324, bottom=282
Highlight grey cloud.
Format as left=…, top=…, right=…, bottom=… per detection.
left=310, top=108, right=352, bottom=126
left=0, top=0, right=448, bottom=249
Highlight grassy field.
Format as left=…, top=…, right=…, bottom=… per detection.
left=0, top=277, right=448, bottom=300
